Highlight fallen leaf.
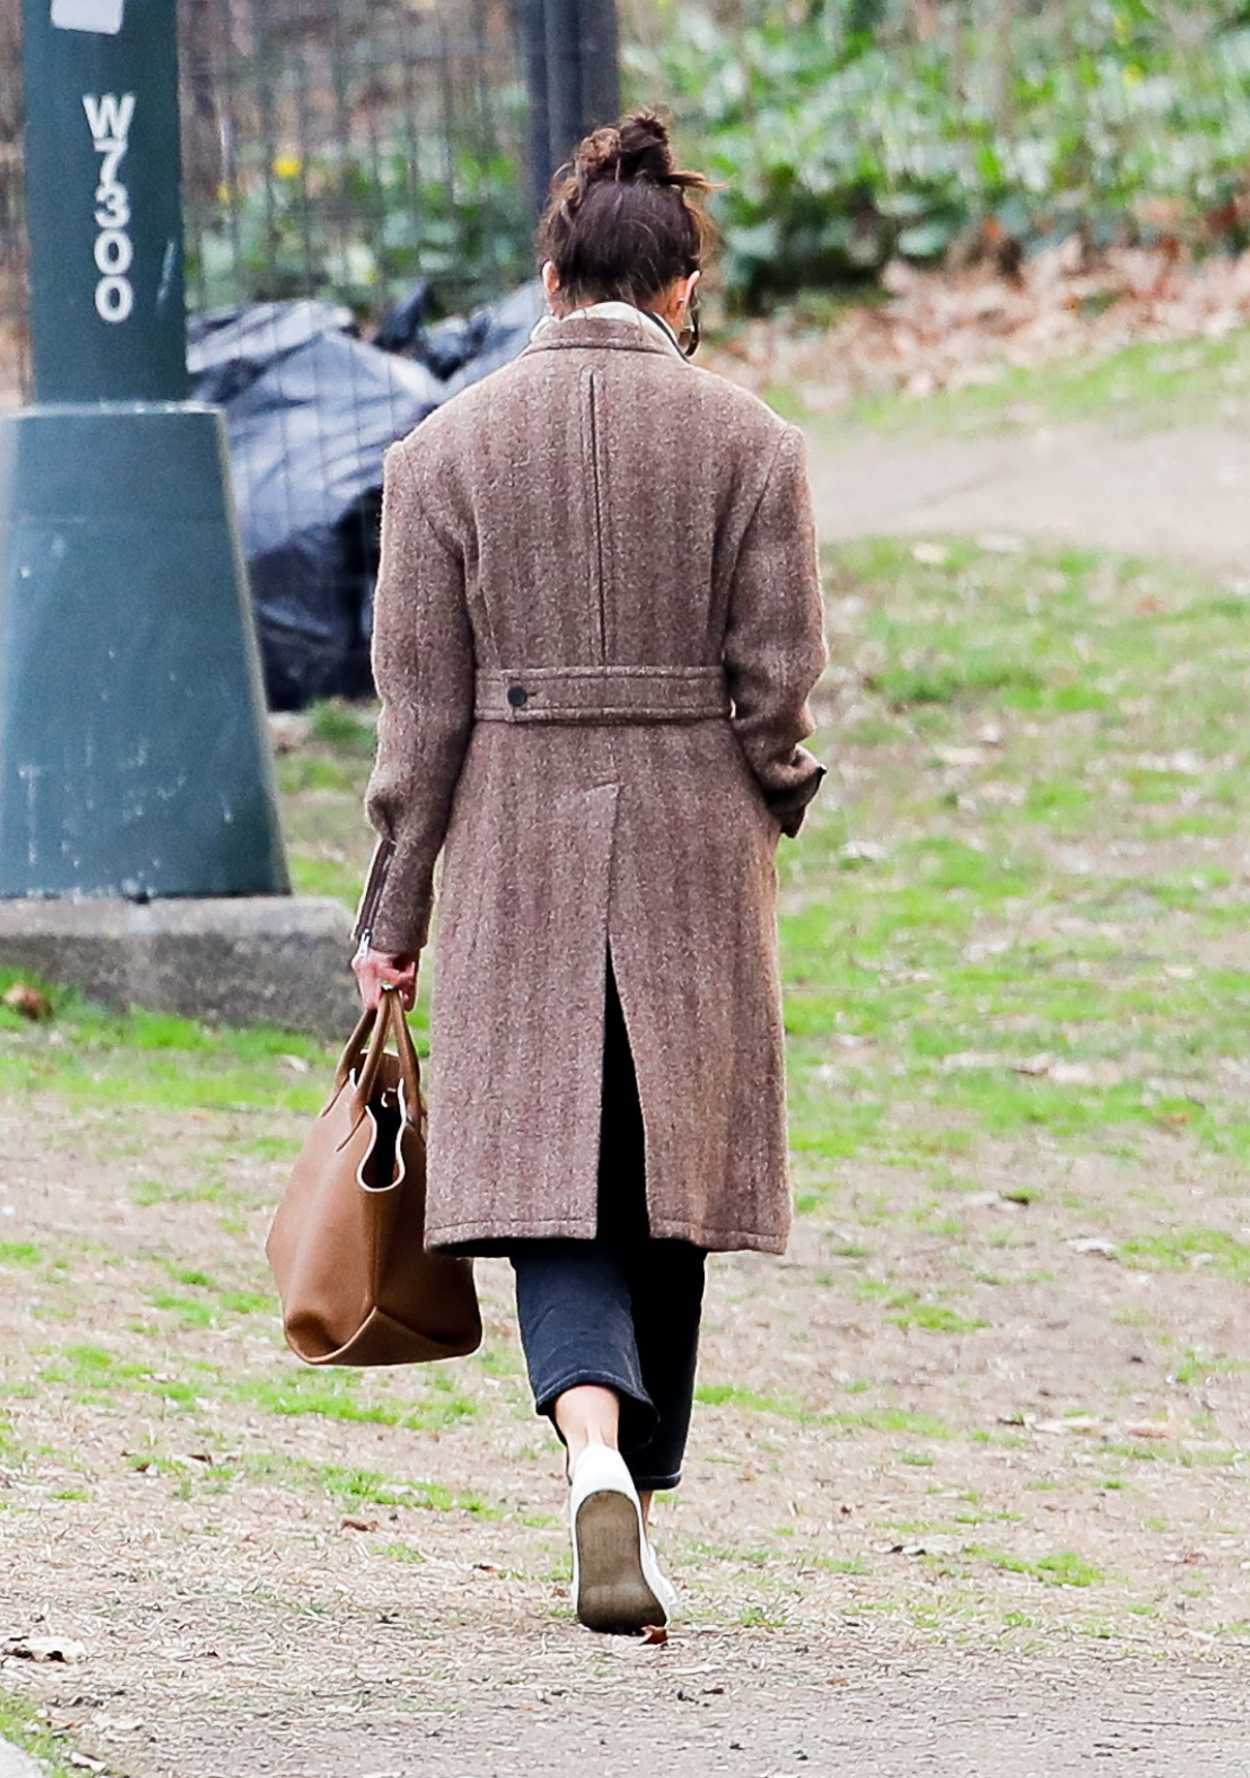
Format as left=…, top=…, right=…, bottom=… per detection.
left=640, top=1623, right=668, bottom=1645
left=339, top=1515, right=377, bottom=1533
left=2, top=983, right=53, bottom=1020
left=1125, top=1422, right=1172, bottom=1440
left=1067, top=1236, right=1118, bottom=1259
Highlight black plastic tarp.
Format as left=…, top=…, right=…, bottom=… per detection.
left=187, top=283, right=545, bottom=711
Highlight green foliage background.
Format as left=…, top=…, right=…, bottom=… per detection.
left=181, top=3, right=1250, bottom=322
left=627, top=0, right=1250, bottom=309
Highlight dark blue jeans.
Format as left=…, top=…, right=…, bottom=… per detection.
left=509, top=954, right=707, bottom=1492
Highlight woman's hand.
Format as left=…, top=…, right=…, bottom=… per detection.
left=352, top=941, right=418, bottom=1012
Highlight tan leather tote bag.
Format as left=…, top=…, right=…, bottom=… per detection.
left=265, top=985, right=481, bottom=1365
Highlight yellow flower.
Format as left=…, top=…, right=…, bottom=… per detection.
left=273, top=153, right=302, bottom=180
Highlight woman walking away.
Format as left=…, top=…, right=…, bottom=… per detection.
left=351, top=109, right=828, bottom=1634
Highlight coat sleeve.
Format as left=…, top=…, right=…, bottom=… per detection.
left=352, top=440, right=474, bottom=955
left=723, top=422, right=829, bottom=839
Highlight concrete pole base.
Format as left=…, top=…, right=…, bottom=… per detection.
left=0, top=1737, right=43, bottom=1778
left=0, top=896, right=362, bottom=1040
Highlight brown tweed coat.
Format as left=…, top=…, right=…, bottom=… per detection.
left=353, top=303, right=828, bottom=1255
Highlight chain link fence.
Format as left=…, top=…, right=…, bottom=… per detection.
left=180, top=0, right=532, bottom=319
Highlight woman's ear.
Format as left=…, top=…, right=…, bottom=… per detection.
left=542, top=260, right=560, bottom=301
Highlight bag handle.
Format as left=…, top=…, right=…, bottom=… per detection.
left=343, top=994, right=397, bottom=1132
left=381, top=984, right=424, bottom=1127
left=333, top=1001, right=379, bottom=1096
left=337, top=987, right=424, bottom=1132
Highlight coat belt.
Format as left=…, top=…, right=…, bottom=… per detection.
left=474, top=665, right=731, bottom=725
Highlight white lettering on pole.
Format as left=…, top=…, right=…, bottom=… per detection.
left=52, top=0, right=126, bottom=35
left=84, top=93, right=136, bottom=324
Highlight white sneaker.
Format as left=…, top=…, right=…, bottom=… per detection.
left=643, top=1534, right=678, bottom=1621
left=568, top=1444, right=669, bottom=1634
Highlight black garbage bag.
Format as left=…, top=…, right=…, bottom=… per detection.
left=188, top=301, right=445, bottom=711
left=187, top=284, right=545, bottom=711
left=375, top=280, right=546, bottom=391
left=371, top=277, right=436, bottom=360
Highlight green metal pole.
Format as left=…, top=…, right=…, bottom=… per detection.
left=0, top=0, right=289, bottom=899
left=26, top=0, right=188, bottom=402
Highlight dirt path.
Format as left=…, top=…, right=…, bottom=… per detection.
left=9, top=1626, right=1250, bottom=1777
left=805, top=422, right=1250, bottom=573
left=3, top=1087, right=1249, bottom=1776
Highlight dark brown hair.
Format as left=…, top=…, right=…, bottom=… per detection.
left=537, top=109, right=717, bottom=310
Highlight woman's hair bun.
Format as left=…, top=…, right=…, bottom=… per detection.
left=538, top=107, right=717, bottom=308
left=575, top=109, right=674, bottom=186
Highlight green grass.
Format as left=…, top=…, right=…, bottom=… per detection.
left=0, top=1241, right=44, bottom=1268
left=306, top=698, right=376, bottom=755
left=0, top=1687, right=84, bottom=1778
left=238, top=1451, right=504, bottom=1519
left=0, top=970, right=343, bottom=1114
left=34, top=1335, right=483, bottom=1438
left=779, top=536, right=1250, bottom=1178
left=962, top=1546, right=1105, bottom=1588
left=288, top=850, right=365, bottom=905
left=694, top=1381, right=951, bottom=1440
left=1121, top=1230, right=1250, bottom=1281
left=889, top=1299, right=987, bottom=1335
left=372, top=1539, right=427, bottom=1564
left=230, top=1368, right=478, bottom=1431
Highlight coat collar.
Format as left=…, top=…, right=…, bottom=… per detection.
left=522, top=299, right=686, bottom=361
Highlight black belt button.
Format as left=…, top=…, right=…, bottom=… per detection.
left=507, top=685, right=529, bottom=709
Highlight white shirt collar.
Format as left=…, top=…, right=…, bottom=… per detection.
left=528, top=299, right=685, bottom=360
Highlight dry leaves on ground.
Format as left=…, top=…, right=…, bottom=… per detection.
left=711, top=241, right=1250, bottom=408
